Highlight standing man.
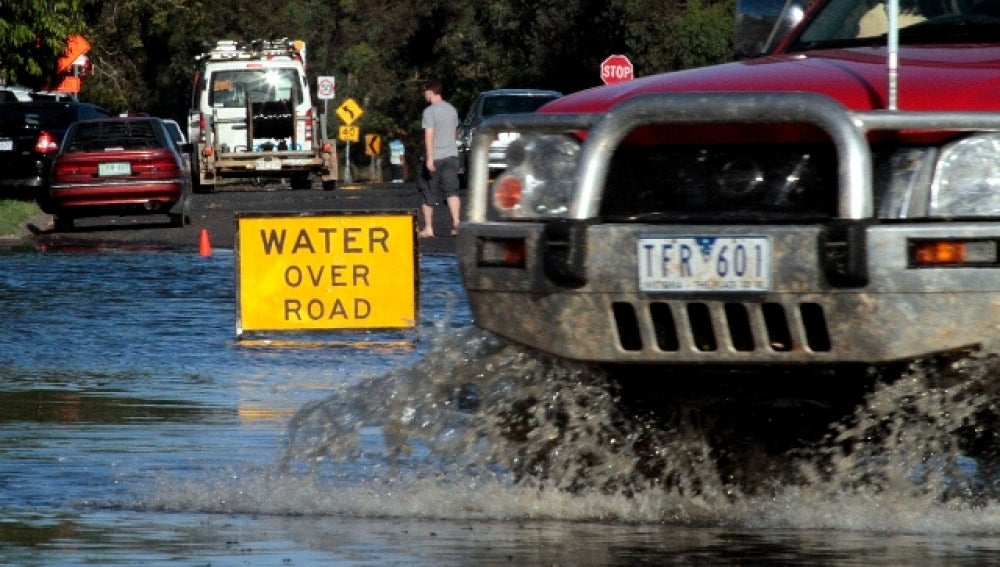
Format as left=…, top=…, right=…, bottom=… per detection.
left=418, top=79, right=461, bottom=238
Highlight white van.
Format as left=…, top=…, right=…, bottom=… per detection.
left=188, top=39, right=336, bottom=191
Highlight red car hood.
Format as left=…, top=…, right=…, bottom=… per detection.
left=541, top=46, right=1000, bottom=114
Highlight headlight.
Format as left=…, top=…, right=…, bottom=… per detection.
left=490, top=134, right=581, bottom=219
left=931, top=134, right=1000, bottom=218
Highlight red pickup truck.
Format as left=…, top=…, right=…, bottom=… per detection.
left=457, top=0, right=1000, bottom=370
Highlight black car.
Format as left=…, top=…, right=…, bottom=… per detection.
left=0, top=101, right=110, bottom=199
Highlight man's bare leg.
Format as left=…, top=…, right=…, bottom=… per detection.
left=419, top=203, right=435, bottom=237
left=447, top=195, right=461, bottom=235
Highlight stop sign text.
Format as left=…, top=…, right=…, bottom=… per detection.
left=600, top=54, right=634, bottom=85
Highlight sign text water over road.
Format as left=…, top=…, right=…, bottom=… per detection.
left=235, top=212, right=417, bottom=336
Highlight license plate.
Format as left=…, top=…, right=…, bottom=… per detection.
left=637, top=236, right=771, bottom=292
left=255, top=158, right=281, bottom=171
left=0, top=139, right=12, bottom=151
left=98, top=162, right=132, bottom=176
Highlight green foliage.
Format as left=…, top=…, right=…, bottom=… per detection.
left=1, top=0, right=738, bottom=148
left=79, top=0, right=213, bottom=117
left=0, top=0, right=87, bottom=88
left=670, top=0, right=738, bottom=69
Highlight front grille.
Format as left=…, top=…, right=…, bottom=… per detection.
left=612, top=300, right=832, bottom=354
left=600, top=144, right=839, bottom=223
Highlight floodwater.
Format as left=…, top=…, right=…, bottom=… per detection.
left=2, top=246, right=1000, bottom=566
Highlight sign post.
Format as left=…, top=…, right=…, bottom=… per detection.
left=316, top=76, right=336, bottom=142
left=366, top=134, right=382, bottom=182
left=336, top=98, right=364, bottom=183
left=600, top=54, right=634, bottom=85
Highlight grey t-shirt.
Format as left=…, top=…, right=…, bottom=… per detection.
left=422, top=101, right=459, bottom=160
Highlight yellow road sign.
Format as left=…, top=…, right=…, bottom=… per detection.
left=235, top=212, right=418, bottom=337
left=336, top=98, right=364, bottom=125
left=365, top=134, right=381, bottom=156
left=339, top=125, right=360, bottom=142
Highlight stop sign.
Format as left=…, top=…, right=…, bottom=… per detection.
left=600, top=54, right=634, bottom=85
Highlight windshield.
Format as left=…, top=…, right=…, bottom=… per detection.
left=790, top=0, right=1000, bottom=49
left=66, top=120, right=166, bottom=152
left=208, top=68, right=302, bottom=108
left=480, top=95, right=560, bottom=118
left=0, top=107, right=70, bottom=128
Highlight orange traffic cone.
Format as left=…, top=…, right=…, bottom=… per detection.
left=199, top=228, right=212, bottom=257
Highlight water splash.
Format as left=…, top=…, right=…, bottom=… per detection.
left=148, top=326, right=1000, bottom=528
left=803, top=353, right=1000, bottom=504
left=280, top=326, right=729, bottom=500
left=278, top=327, right=1000, bottom=508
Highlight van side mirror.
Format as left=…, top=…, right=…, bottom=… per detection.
left=734, top=0, right=807, bottom=58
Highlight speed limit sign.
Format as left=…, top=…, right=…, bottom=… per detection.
left=317, top=76, right=336, bottom=100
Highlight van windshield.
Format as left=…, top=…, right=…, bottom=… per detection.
left=209, top=68, right=302, bottom=108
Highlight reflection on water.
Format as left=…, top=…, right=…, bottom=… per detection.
left=2, top=248, right=1000, bottom=564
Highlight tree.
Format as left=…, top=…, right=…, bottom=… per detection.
left=668, top=0, right=737, bottom=70
left=0, top=0, right=87, bottom=89
left=78, top=0, right=213, bottom=116
left=2, top=0, right=741, bottom=153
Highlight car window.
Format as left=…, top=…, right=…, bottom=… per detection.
left=0, top=107, right=70, bottom=128
left=66, top=120, right=166, bottom=152
left=794, top=0, right=1000, bottom=47
left=163, top=121, right=186, bottom=144
left=209, top=68, right=302, bottom=107
left=78, top=105, right=110, bottom=120
left=481, top=95, right=560, bottom=118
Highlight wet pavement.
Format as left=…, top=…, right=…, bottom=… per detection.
left=24, top=182, right=459, bottom=254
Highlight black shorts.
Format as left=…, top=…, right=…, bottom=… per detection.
left=416, top=156, right=460, bottom=206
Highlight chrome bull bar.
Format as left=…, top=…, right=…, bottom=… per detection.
left=468, top=92, right=1000, bottom=288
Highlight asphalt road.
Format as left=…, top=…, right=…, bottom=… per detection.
left=26, top=182, right=459, bottom=254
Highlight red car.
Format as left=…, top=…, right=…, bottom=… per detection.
left=42, top=117, right=192, bottom=231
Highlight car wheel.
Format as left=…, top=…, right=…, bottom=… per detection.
left=170, top=195, right=192, bottom=227
left=169, top=212, right=190, bottom=227
left=290, top=174, right=312, bottom=190
left=322, top=180, right=337, bottom=191
left=52, top=215, right=74, bottom=232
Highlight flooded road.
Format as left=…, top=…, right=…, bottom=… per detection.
left=3, top=245, right=1000, bottom=565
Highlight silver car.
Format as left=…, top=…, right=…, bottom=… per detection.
left=456, top=89, right=561, bottom=183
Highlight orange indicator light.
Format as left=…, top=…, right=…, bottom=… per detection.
left=912, top=240, right=997, bottom=266
left=493, top=176, right=523, bottom=210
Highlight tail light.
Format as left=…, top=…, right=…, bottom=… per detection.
left=304, top=108, right=313, bottom=142
left=144, top=156, right=180, bottom=174
left=53, top=160, right=82, bottom=178
left=35, top=131, right=59, bottom=153
left=198, top=113, right=206, bottom=143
